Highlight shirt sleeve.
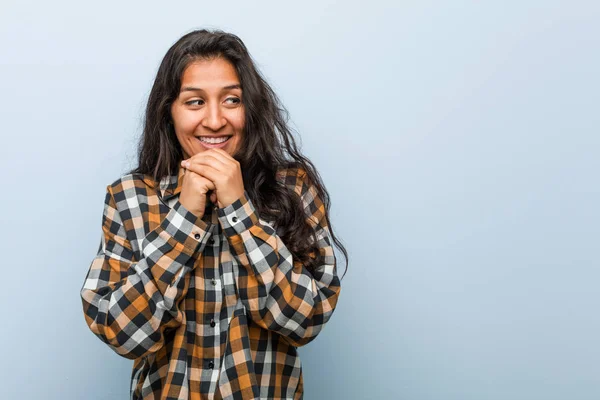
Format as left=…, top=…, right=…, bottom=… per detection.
left=216, top=169, right=342, bottom=347
left=80, top=184, right=214, bottom=359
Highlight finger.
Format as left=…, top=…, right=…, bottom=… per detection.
left=184, top=163, right=221, bottom=183
left=184, top=153, right=227, bottom=172
left=209, top=148, right=236, bottom=162
left=184, top=168, right=216, bottom=190
left=201, top=148, right=237, bottom=166
left=188, top=150, right=228, bottom=164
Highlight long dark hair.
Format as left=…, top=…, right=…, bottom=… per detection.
left=128, top=28, right=348, bottom=279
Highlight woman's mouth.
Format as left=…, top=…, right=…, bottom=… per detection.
left=196, top=135, right=232, bottom=149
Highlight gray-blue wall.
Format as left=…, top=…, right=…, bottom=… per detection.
left=1, top=1, right=598, bottom=399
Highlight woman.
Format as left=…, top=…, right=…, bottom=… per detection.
left=80, top=28, right=348, bottom=400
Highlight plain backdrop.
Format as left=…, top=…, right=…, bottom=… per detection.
left=0, top=1, right=598, bottom=399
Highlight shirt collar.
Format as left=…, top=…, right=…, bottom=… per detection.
left=163, top=164, right=186, bottom=201
left=142, top=164, right=186, bottom=202
left=144, top=164, right=220, bottom=211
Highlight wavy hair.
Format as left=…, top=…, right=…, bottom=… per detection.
left=128, top=28, right=348, bottom=279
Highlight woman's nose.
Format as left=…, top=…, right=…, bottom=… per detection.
left=201, top=103, right=226, bottom=131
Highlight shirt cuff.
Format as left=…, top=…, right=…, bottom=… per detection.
left=216, top=190, right=259, bottom=237
left=159, top=200, right=213, bottom=256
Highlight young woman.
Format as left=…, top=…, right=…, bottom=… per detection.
left=80, top=29, right=348, bottom=400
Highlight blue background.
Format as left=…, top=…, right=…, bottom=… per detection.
left=0, top=1, right=598, bottom=399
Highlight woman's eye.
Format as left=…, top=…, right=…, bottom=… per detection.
left=185, top=98, right=240, bottom=106
left=186, top=99, right=204, bottom=106
left=225, top=97, right=241, bottom=104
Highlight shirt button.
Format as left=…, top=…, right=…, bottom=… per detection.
left=232, top=216, right=238, bottom=223
left=208, top=238, right=215, bottom=244
left=208, top=361, right=214, bottom=369
left=194, top=233, right=201, bottom=240
left=211, top=279, right=217, bottom=286
left=210, top=319, right=216, bottom=327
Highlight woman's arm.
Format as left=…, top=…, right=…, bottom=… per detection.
left=80, top=184, right=214, bottom=359
left=217, top=168, right=342, bottom=347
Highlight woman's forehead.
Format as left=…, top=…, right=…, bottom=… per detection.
left=179, top=58, right=241, bottom=92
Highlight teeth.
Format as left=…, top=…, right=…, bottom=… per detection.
left=199, top=136, right=230, bottom=144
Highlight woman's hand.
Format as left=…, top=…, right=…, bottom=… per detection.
left=178, top=168, right=216, bottom=218
left=180, top=148, right=245, bottom=209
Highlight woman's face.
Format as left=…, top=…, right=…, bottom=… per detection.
left=170, top=57, right=245, bottom=159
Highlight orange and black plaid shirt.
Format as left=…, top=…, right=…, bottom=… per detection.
left=80, top=164, right=341, bottom=399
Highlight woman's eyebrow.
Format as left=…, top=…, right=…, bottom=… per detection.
left=181, top=84, right=241, bottom=92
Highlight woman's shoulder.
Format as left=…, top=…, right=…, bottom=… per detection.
left=105, top=170, right=159, bottom=199
left=275, top=162, right=309, bottom=191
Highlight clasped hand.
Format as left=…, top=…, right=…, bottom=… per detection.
left=180, top=148, right=245, bottom=211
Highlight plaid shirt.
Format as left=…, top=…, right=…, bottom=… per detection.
left=80, top=164, right=341, bottom=399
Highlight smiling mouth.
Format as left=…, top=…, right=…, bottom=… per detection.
left=197, top=136, right=232, bottom=144
left=195, top=136, right=233, bottom=149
